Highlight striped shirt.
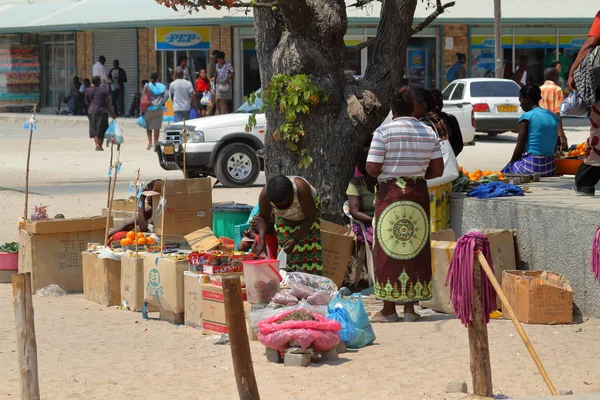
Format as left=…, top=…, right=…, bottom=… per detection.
left=540, top=80, right=564, bottom=114
left=367, top=117, right=442, bottom=180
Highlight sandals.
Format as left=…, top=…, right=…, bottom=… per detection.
left=95, top=147, right=104, bottom=151
left=403, top=312, right=422, bottom=322
left=370, top=311, right=400, bottom=323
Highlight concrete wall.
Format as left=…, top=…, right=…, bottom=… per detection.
left=443, top=24, right=469, bottom=85
left=138, top=28, right=157, bottom=87
left=76, top=31, right=93, bottom=79
left=450, top=195, right=600, bottom=318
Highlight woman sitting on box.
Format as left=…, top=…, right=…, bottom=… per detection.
left=106, top=180, right=157, bottom=245
left=252, top=175, right=323, bottom=275
left=502, top=85, right=559, bottom=177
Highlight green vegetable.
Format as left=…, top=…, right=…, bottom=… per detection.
left=0, top=242, right=18, bottom=253
left=54, top=214, right=65, bottom=219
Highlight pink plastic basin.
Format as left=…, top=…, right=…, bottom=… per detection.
left=0, top=252, right=18, bottom=271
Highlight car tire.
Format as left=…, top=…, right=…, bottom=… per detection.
left=214, top=143, right=260, bottom=188
left=487, top=132, right=499, bottom=138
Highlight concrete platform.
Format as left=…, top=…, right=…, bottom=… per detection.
left=0, top=112, right=139, bottom=130
left=450, top=177, right=600, bottom=318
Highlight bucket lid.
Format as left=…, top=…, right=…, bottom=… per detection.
left=211, top=203, right=254, bottom=212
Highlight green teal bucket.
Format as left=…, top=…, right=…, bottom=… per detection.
left=211, top=203, right=254, bottom=240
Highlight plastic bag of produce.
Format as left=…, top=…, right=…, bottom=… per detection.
left=283, top=272, right=337, bottom=291
left=272, top=290, right=298, bottom=305
left=250, top=301, right=328, bottom=339
left=561, top=91, right=589, bottom=117
left=326, top=306, right=356, bottom=343
left=328, top=293, right=376, bottom=349
left=290, top=283, right=315, bottom=300
left=306, top=291, right=332, bottom=306
left=257, top=309, right=341, bottom=351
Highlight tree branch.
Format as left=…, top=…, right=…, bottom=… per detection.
left=411, top=0, right=455, bottom=35
left=346, top=37, right=377, bottom=54
left=347, top=0, right=379, bottom=7
left=155, top=0, right=278, bottom=11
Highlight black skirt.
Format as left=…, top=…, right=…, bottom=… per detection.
left=88, top=112, right=109, bottom=139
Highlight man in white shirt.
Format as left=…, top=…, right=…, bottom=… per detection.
left=92, top=56, right=108, bottom=88
left=168, top=71, right=194, bottom=122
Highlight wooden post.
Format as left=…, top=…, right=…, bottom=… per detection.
left=104, top=150, right=120, bottom=244
left=494, top=0, right=503, bottom=79
left=160, top=179, right=167, bottom=258
left=24, top=105, right=37, bottom=221
left=134, top=169, right=140, bottom=256
left=106, top=144, right=115, bottom=208
left=468, top=258, right=494, bottom=397
left=182, top=120, right=188, bottom=179
left=477, top=252, right=558, bottom=396
left=222, top=276, right=260, bottom=400
left=12, top=273, right=40, bottom=400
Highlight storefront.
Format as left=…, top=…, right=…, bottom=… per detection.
left=156, top=26, right=212, bottom=86
left=233, top=26, right=440, bottom=108
left=470, top=26, right=589, bottom=86
left=39, top=33, right=75, bottom=109
left=0, top=34, right=40, bottom=112
left=93, top=29, right=138, bottom=109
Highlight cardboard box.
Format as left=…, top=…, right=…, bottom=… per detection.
left=120, top=254, right=146, bottom=311
left=0, top=270, right=16, bottom=284
left=185, top=227, right=221, bottom=252
left=203, top=264, right=243, bottom=274
left=321, top=220, right=355, bottom=287
left=82, top=252, right=121, bottom=306
left=184, top=271, right=205, bottom=329
left=202, top=283, right=247, bottom=335
left=19, top=217, right=109, bottom=293
left=102, top=209, right=136, bottom=229
left=161, top=235, right=191, bottom=250
left=243, top=301, right=266, bottom=342
left=143, top=255, right=188, bottom=323
left=502, top=271, right=573, bottom=324
left=112, top=199, right=138, bottom=212
left=152, top=178, right=212, bottom=236
left=422, top=229, right=518, bottom=313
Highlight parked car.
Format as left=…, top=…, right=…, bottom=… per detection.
left=443, top=78, right=523, bottom=137
left=156, top=95, right=267, bottom=187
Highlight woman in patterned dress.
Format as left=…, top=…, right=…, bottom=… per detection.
left=252, top=175, right=323, bottom=275
left=366, top=87, right=444, bottom=323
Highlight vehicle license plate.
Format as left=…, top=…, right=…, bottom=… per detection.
left=497, top=105, right=517, bottom=112
left=163, top=145, right=174, bottom=155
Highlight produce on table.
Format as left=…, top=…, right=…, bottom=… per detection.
left=458, top=166, right=505, bottom=183
left=568, top=142, right=588, bottom=158
left=0, top=242, right=18, bottom=253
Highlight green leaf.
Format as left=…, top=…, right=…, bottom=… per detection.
left=288, top=142, right=298, bottom=151
left=303, top=91, right=310, bottom=101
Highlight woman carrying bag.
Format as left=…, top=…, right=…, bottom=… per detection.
left=138, top=72, right=170, bottom=150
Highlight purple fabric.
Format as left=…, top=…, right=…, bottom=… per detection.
left=352, top=222, right=373, bottom=245
left=501, top=153, right=555, bottom=177
left=354, top=168, right=364, bottom=178
left=85, top=86, right=110, bottom=115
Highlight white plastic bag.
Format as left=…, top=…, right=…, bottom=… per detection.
left=561, top=91, right=589, bottom=117
left=200, top=91, right=212, bottom=106
left=427, top=139, right=459, bottom=187
left=277, top=249, right=287, bottom=269
left=98, top=247, right=122, bottom=260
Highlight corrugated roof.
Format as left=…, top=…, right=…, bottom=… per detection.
left=0, top=0, right=596, bottom=33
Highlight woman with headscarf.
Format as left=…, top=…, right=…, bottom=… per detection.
left=366, top=87, right=444, bottom=323
left=252, top=175, right=322, bottom=275
left=142, top=72, right=170, bottom=150
left=413, top=88, right=455, bottom=232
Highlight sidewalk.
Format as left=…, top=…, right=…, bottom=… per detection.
left=0, top=113, right=140, bottom=130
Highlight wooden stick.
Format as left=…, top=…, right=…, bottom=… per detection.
left=476, top=252, right=558, bottom=396
left=107, top=144, right=114, bottom=208
left=160, top=178, right=167, bottom=258
left=468, top=257, right=493, bottom=397
left=12, top=273, right=40, bottom=400
left=182, top=119, right=187, bottom=179
left=222, top=275, right=260, bottom=400
left=104, top=149, right=120, bottom=245
left=134, top=169, right=140, bottom=256
left=23, top=105, right=37, bottom=221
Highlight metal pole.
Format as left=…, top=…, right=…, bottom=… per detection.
left=494, top=0, right=503, bottom=79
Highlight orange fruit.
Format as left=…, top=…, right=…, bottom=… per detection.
left=120, top=238, right=132, bottom=247
left=126, top=231, right=136, bottom=241
left=137, top=237, right=148, bottom=245
left=137, top=232, right=145, bottom=239
left=146, top=237, right=155, bottom=244
left=483, top=170, right=492, bottom=176
left=458, top=166, right=463, bottom=172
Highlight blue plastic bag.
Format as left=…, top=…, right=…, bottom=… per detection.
left=328, top=293, right=375, bottom=349
left=136, top=115, right=147, bottom=129
left=105, top=120, right=124, bottom=144
left=188, top=108, right=199, bottom=120
left=326, top=304, right=355, bottom=343
left=345, top=293, right=376, bottom=348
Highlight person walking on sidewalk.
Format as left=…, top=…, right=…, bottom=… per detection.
left=85, top=76, right=116, bottom=151
left=569, top=10, right=600, bottom=195
left=169, top=70, right=195, bottom=122
left=215, top=51, right=234, bottom=115
left=92, top=56, right=109, bottom=89
left=142, top=72, right=170, bottom=150
left=108, top=59, right=128, bottom=117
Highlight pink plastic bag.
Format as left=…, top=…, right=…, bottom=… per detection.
left=257, top=308, right=341, bottom=351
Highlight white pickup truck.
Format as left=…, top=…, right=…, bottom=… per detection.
left=156, top=90, right=475, bottom=187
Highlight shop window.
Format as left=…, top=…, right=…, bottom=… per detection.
left=242, top=38, right=261, bottom=98
left=470, top=35, right=513, bottom=79
left=344, top=39, right=362, bottom=76
left=162, top=50, right=208, bottom=86
left=40, top=33, right=76, bottom=109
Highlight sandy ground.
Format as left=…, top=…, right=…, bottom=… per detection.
left=0, top=118, right=598, bottom=399
left=0, top=287, right=599, bottom=400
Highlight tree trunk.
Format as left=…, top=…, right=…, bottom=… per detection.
left=253, top=0, right=418, bottom=224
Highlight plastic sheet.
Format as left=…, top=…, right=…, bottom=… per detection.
left=561, top=91, right=589, bottom=117
left=35, top=284, right=66, bottom=297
